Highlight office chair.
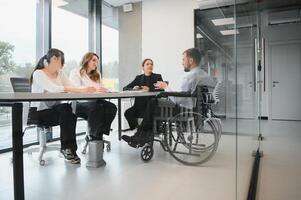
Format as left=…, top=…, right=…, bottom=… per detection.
left=10, top=77, right=60, bottom=166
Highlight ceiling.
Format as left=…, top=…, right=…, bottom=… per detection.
left=104, top=0, right=142, bottom=7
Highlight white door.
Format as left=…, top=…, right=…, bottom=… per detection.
left=271, top=43, right=301, bottom=120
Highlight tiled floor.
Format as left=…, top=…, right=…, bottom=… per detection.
left=0, top=119, right=300, bottom=200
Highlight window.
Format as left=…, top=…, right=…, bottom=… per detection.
left=101, top=3, right=119, bottom=91
left=51, top=0, right=89, bottom=76
left=0, top=0, right=37, bottom=150
left=102, top=24, right=119, bottom=91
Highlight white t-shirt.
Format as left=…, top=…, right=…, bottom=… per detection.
left=31, top=69, right=74, bottom=110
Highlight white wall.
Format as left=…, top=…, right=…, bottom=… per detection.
left=118, top=2, right=142, bottom=90
left=142, top=0, right=199, bottom=89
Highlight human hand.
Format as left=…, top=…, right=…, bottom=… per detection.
left=83, top=86, right=96, bottom=93
left=141, top=86, right=150, bottom=92
left=96, top=86, right=108, bottom=93
left=154, top=81, right=168, bottom=89
left=133, top=86, right=141, bottom=90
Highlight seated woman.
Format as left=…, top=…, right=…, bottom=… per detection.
left=30, top=48, right=96, bottom=164
left=122, top=58, right=164, bottom=131
left=69, top=52, right=117, bottom=141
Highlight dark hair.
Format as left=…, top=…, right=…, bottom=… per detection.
left=142, top=58, right=153, bottom=67
left=80, top=52, right=100, bottom=82
left=183, top=48, right=201, bottom=65
left=30, top=48, right=65, bottom=83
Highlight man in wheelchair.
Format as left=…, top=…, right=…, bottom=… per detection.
left=121, top=48, right=216, bottom=148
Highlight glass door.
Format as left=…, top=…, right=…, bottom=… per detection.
left=195, top=3, right=238, bottom=199
left=237, top=0, right=301, bottom=199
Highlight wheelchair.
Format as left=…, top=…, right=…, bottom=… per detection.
left=140, top=84, right=222, bottom=165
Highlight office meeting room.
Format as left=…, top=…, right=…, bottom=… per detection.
left=0, top=0, right=301, bottom=200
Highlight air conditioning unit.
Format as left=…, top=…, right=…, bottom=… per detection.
left=268, top=9, right=301, bottom=25
left=123, top=3, right=133, bottom=13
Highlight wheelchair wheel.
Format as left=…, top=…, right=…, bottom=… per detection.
left=166, top=112, right=219, bottom=165
left=140, top=144, right=154, bottom=162
left=210, top=117, right=222, bottom=142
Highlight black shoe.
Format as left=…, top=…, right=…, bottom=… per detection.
left=121, top=135, right=131, bottom=142
left=61, top=149, right=81, bottom=164
left=72, top=151, right=81, bottom=164
left=133, top=136, right=151, bottom=147
left=121, top=135, right=139, bottom=148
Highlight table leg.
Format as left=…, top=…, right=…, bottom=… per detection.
left=118, top=98, right=122, bottom=140
left=12, top=103, right=25, bottom=200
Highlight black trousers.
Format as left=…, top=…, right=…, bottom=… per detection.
left=75, top=99, right=117, bottom=139
left=138, top=98, right=176, bottom=134
left=28, top=103, right=78, bottom=151
left=124, top=105, right=145, bottom=130
left=124, top=97, right=151, bottom=130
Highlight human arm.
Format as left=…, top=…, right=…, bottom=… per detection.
left=33, top=70, right=96, bottom=93
left=123, top=75, right=141, bottom=91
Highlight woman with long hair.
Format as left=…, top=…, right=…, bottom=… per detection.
left=69, top=52, right=117, bottom=141
left=30, top=48, right=96, bottom=164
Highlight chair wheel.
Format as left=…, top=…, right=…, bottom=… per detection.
left=40, top=160, right=45, bottom=166
left=140, top=145, right=154, bottom=162
left=106, top=144, right=111, bottom=152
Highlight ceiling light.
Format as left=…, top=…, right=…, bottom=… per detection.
left=212, top=17, right=235, bottom=26
left=52, top=0, right=68, bottom=7
left=196, top=33, right=203, bottom=38
left=269, top=18, right=300, bottom=25
left=220, top=29, right=239, bottom=35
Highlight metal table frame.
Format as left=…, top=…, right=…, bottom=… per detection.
left=0, top=91, right=159, bottom=200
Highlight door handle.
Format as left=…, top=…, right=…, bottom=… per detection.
left=262, top=38, right=266, bottom=92
left=254, top=38, right=258, bottom=92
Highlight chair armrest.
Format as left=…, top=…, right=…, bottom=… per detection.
left=157, top=91, right=194, bottom=98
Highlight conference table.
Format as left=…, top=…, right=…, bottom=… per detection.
left=0, top=91, right=160, bottom=200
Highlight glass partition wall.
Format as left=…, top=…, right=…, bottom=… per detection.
left=195, top=3, right=238, bottom=200
left=196, top=0, right=301, bottom=199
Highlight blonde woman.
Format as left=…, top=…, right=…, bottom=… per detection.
left=69, top=52, right=117, bottom=141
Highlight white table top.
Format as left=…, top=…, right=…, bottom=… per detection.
left=0, top=91, right=161, bottom=102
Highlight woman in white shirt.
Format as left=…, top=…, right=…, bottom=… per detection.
left=69, top=52, right=117, bottom=141
left=30, top=48, right=96, bottom=164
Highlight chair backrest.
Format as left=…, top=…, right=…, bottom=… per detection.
left=10, top=77, right=33, bottom=125
left=10, top=77, right=31, bottom=93
left=212, top=81, right=221, bottom=104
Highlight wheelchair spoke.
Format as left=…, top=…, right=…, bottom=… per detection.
left=165, top=112, right=220, bottom=165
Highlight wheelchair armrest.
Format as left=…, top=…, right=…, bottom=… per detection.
left=157, top=91, right=194, bottom=98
